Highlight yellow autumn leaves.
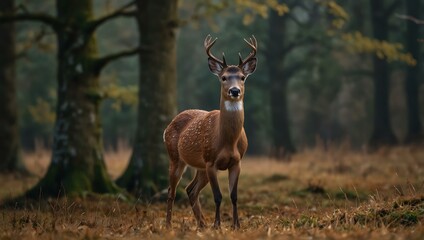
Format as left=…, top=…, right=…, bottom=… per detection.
left=324, top=0, right=349, bottom=29
left=102, top=84, right=138, bottom=111
left=342, top=32, right=416, bottom=66
left=29, top=84, right=138, bottom=124
left=322, top=0, right=416, bottom=66
left=28, top=98, right=56, bottom=124
left=235, top=0, right=289, bottom=25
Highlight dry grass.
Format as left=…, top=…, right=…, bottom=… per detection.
left=0, top=146, right=423, bottom=239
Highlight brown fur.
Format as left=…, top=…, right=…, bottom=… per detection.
left=164, top=94, right=248, bottom=228
left=165, top=35, right=257, bottom=230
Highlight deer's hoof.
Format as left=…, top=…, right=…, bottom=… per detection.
left=231, top=222, right=240, bottom=230
left=212, top=221, right=221, bottom=230
left=197, top=221, right=207, bottom=230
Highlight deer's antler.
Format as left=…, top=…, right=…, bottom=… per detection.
left=204, top=35, right=227, bottom=67
left=238, top=35, right=258, bottom=66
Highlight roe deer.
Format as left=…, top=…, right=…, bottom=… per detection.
left=164, top=35, right=257, bottom=229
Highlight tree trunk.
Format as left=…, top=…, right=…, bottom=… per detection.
left=368, top=0, right=398, bottom=148
left=0, top=0, right=26, bottom=173
left=404, top=0, right=423, bottom=143
left=116, top=0, right=178, bottom=197
left=27, top=0, right=120, bottom=197
left=266, top=6, right=296, bottom=159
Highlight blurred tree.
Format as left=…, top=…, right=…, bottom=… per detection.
left=1, top=0, right=138, bottom=197
left=266, top=1, right=297, bottom=158
left=266, top=1, right=342, bottom=156
left=0, top=0, right=27, bottom=173
left=332, top=1, right=416, bottom=147
left=368, top=0, right=399, bottom=148
left=117, top=0, right=179, bottom=197
left=404, top=0, right=423, bottom=143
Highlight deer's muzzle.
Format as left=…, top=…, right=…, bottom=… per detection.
left=228, top=87, right=241, bottom=98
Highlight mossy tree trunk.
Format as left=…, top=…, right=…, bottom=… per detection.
left=117, top=0, right=178, bottom=197
left=368, top=0, right=398, bottom=148
left=0, top=0, right=26, bottom=173
left=0, top=1, right=137, bottom=197
left=27, top=0, right=127, bottom=197
left=266, top=2, right=296, bottom=159
left=404, top=0, right=423, bottom=144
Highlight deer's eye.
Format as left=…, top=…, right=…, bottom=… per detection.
left=241, top=76, right=246, bottom=81
left=221, top=76, right=227, bottom=81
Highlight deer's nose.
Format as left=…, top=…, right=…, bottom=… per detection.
left=229, top=87, right=241, bottom=98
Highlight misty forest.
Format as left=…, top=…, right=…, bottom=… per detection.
left=0, top=0, right=423, bottom=239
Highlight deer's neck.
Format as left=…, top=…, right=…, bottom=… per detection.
left=218, top=98, right=244, bottom=146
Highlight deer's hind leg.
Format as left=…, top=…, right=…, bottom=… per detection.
left=186, top=170, right=209, bottom=228
left=166, top=159, right=186, bottom=228
left=165, top=135, right=187, bottom=228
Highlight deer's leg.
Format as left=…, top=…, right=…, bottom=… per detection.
left=166, top=160, right=187, bottom=228
left=228, top=163, right=241, bottom=230
left=186, top=170, right=209, bottom=228
left=206, top=162, right=222, bottom=229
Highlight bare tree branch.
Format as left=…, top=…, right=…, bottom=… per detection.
left=86, top=1, right=136, bottom=34
left=93, top=46, right=142, bottom=73
left=14, top=26, right=49, bottom=59
left=395, top=13, right=424, bottom=24
left=0, top=12, right=61, bottom=32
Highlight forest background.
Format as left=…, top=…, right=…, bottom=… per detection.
left=8, top=0, right=423, bottom=156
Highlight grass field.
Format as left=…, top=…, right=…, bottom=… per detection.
left=0, top=146, right=423, bottom=239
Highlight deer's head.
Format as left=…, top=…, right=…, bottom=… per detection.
left=204, top=35, right=258, bottom=102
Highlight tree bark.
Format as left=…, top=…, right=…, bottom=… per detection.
left=266, top=5, right=296, bottom=159
left=0, top=0, right=26, bottom=173
left=368, top=0, right=398, bottom=148
left=117, top=0, right=178, bottom=197
left=27, top=0, right=121, bottom=197
left=404, top=0, right=423, bottom=143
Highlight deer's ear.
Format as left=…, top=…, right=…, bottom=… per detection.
left=208, top=58, right=224, bottom=76
left=241, top=57, right=257, bottom=76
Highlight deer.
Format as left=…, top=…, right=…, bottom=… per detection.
left=164, top=35, right=257, bottom=230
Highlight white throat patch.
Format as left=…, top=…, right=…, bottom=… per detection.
left=224, top=101, right=243, bottom=112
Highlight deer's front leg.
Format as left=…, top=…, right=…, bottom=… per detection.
left=228, top=163, right=241, bottom=229
left=206, top=162, right=222, bottom=229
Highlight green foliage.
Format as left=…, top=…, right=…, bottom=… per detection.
left=329, top=196, right=424, bottom=227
